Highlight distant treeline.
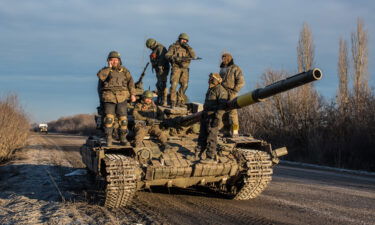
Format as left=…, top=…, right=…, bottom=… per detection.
left=239, top=19, right=375, bottom=172
left=0, top=95, right=29, bottom=162
left=48, top=114, right=96, bottom=136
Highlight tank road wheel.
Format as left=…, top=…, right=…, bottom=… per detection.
left=230, top=149, right=273, bottom=200
left=103, top=154, right=138, bottom=208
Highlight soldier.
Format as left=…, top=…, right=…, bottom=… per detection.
left=97, top=51, right=136, bottom=146
left=165, top=33, right=196, bottom=108
left=133, top=90, right=169, bottom=148
left=145, top=38, right=170, bottom=106
left=198, top=73, right=228, bottom=163
left=219, top=52, right=245, bottom=137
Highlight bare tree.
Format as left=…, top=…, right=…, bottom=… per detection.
left=337, top=38, right=349, bottom=108
left=295, top=22, right=320, bottom=141
left=351, top=18, right=369, bottom=101
left=239, top=69, right=321, bottom=139
left=297, top=22, right=315, bottom=72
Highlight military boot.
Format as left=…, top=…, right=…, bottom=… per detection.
left=194, top=146, right=203, bottom=160
left=201, top=151, right=217, bottom=164
left=171, top=101, right=176, bottom=109
left=105, top=127, right=113, bottom=146
left=162, top=88, right=168, bottom=106
left=231, top=124, right=240, bottom=137
left=106, top=136, right=113, bottom=146
left=119, top=130, right=129, bottom=146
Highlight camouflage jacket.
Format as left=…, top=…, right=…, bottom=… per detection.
left=97, top=66, right=136, bottom=103
left=165, top=41, right=196, bottom=69
left=150, top=43, right=170, bottom=71
left=203, top=84, right=228, bottom=120
left=133, top=101, right=158, bottom=122
left=219, top=60, right=245, bottom=98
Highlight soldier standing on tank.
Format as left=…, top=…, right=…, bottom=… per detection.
left=133, top=90, right=169, bottom=149
left=219, top=52, right=245, bottom=137
left=198, top=73, right=228, bottom=163
left=97, top=51, right=136, bottom=146
left=165, top=33, right=196, bottom=108
left=145, top=38, right=170, bottom=106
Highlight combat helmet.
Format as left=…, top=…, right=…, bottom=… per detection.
left=107, top=51, right=122, bottom=65
left=146, top=38, right=157, bottom=48
left=143, top=90, right=154, bottom=99
left=107, top=51, right=121, bottom=59
left=178, top=33, right=189, bottom=41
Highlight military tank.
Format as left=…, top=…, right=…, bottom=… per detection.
left=80, top=68, right=322, bottom=208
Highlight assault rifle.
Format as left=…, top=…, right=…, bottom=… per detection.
left=175, top=56, right=202, bottom=62
left=135, top=62, right=150, bottom=89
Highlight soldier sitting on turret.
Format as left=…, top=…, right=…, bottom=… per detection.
left=198, top=73, right=228, bottom=163
left=133, top=90, right=170, bottom=149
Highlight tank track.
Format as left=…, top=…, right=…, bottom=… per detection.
left=233, top=149, right=273, bottom=200
left=212, top=149, right=273, bottom=200
left=103, top=154, right=138, bottom=208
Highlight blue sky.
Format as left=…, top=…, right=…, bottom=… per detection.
left=0, top=0, right=374, bottom=122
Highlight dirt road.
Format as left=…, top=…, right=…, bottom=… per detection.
left=0, top=134, right=374, bottom=225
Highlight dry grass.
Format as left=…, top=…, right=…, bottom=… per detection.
left=0, top=95, right=29, bottom=162
left=48, top=114, right=96, bottom=135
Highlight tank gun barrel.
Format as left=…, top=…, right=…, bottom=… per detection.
left=165, top=68, right=323, bottom=127
left=227, top=68, right=322, bottom=110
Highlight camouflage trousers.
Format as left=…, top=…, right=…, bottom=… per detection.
left=155, top=66, right=169, bottom=105
left=198, top=113, right=220, bottom=159
left=170, top=67, right=189, bottom=104
left=134, top=124, right=167, bottom=146
left=222, top=93, right=239, bottom=135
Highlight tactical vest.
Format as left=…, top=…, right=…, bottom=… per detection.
left=168, top=42, right=192, bottom=69
left=103, top=67, right=129, bottom=91
left=134, top=102, right=157, bottom=120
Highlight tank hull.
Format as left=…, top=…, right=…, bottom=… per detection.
left=80, top=135, right=278, bottom=208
